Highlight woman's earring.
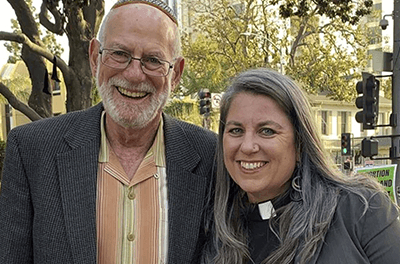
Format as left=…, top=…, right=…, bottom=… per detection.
left=290, top=174, right=302, bottom=202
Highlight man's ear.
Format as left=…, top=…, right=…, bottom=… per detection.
left=170, top=57, right=185, bottom=92
left=89, top=38, right=100, bottom=77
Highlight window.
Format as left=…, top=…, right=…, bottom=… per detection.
left=339, top=111, right=348, bottom=134
left=321, top=111, right=328, bottom=135
left=52, top=80, right=61, bottom=95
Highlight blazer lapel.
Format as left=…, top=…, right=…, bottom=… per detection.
left=57, top=104, right=103, bottom=264
left=163, top=115, right=210, bottom=263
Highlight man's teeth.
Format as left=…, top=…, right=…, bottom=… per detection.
left=240, top=161, right=266, bottom=170
left=117, top=87, right=147, bottom=98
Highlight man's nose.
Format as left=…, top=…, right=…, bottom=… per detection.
left=121, top=59, right=147, bottom=83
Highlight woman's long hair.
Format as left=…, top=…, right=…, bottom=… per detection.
left=201, top=68, right=386, bottom=264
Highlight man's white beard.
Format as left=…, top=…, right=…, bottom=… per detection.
left=97, top=75, right=169, bottom=128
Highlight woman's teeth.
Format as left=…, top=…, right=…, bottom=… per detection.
left=240, top=161, right=267, bottom=170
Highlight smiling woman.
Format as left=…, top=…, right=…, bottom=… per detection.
left=199, top=68, right=400, bottom=264
left=223, top=93, right=297, bottom=203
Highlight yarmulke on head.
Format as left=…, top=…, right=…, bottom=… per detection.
left=112, top=0, right=178, bottom=25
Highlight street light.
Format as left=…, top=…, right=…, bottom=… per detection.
left=240, top=32, right=284, bottom=73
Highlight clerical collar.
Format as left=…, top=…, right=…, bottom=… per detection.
left=257, top=201, right=276, bottom=220
left=255, top=191, right=292, bottom=220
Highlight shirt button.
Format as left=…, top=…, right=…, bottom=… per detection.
left=128, top=187, right=135, bottom=200
left=128, top=191, right=135, bottom=200
left=127, top=233, right=135, bottom=241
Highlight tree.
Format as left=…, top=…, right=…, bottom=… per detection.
left=0, top=0, right=104, bottom=120
left=4, top=1, right=64, bottom=64
left=181, top=0, right=374, bottom=102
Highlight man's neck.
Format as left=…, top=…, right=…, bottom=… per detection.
left=105, top=113, right=161, bottom=150
left=104, top=113, right=162, bottom=180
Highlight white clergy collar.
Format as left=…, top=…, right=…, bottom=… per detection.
left=258, top=201, right=276, bottom=220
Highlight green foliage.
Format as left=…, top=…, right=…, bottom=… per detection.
left=4, top=19, right=23, bottom=63
left=182, top=0, right=373, bottom=102
left=0, top=75, right=31, bottom=104
left=272, top=0, right=373, bottom=25
left=163, top=95, right=220, bottom=132
left=164, top=96, right=203, bottom=126
left=380, top=78, right=392, bottom=99
left=91, top=77, right=102, bottom=105
left=181, top=0, right=283, bottom=94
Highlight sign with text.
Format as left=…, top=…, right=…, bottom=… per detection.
left=355, top=165, right=397, bottom=204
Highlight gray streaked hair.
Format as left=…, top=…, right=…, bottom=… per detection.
left=201, top=68, right=387, bottom=264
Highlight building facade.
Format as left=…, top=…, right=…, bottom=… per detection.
left=0, top=61, right=66, bottom=141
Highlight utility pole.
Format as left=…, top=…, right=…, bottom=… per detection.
left=392, top=0, right=400, bottom=205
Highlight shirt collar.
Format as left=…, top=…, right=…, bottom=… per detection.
left=98, top=111, right=165, bottom=167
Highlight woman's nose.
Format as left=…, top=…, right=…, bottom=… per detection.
left=240, top=134, right=260, bottom=154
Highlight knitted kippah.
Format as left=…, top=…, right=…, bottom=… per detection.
left=112, top=0, right=178, bottom=25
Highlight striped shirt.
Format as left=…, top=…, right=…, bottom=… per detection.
left=97, top=112, right=168, bottom=263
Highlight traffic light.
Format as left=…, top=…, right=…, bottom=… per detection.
left=355, top=72, right=380, bottom=130
left=199, top=89, right=211, bottom=115
left=361, top=138, right=378, bottom=158
left=341, top=133, right=351, bottom=156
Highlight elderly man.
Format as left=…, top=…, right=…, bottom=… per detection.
left=0, top=0, right=217, bottom=263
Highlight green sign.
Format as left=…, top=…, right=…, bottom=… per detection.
left=355, top=165, right=397, bottom=203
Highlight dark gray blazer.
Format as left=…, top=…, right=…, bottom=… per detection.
left=298, top=190, right=400, bottom=264
left=0, top=103, right=217, bottom=264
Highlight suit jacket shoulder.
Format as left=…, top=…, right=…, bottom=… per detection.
left=162, top=114, right=217, bottom=264
left=314, top=189, right=400, bottom=264
left=163, top=114, right=217, bottom=172
left=8, top=103, right=103, bottom=150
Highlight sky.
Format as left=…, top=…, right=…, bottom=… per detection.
left=0, top=0, right=115, bottom=66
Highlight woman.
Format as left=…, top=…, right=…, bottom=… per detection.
left=201, top=68, right=400, bottom=264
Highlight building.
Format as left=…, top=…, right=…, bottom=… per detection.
left=309, top=92, right=392, bottom=169
left=0, top=60, right=67, bottom=140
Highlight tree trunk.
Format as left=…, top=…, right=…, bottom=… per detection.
left=63, top=1, right=104, bottom=112
left=7, top=0, right=52, bottom=118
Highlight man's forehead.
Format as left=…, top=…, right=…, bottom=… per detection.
left=106, top=3, right=177, bottom=39
left=112, top=0, right=178, bottom=25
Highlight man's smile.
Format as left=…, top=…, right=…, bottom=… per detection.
left=116, top=86, right=149, bottom=99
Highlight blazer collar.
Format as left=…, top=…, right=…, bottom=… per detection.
left=63, top=103, right=104, bottom=149
left=57, top=103, right=104, bottom=263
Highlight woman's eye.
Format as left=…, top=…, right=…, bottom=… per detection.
left=259, top=127, right=275, bottom=136
left=227, top=127, right=243, bottom=135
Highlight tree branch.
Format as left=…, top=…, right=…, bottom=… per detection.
left=0, top=82, right=42, bottom=121
left=39, top=1, right=64, bottom=35
left=0, top=31, right=70, bottom=78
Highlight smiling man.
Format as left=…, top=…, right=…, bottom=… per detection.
left=0, top=1, right=217, bottom=263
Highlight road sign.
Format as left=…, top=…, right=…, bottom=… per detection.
left=211, top=93, right=224, bottom=108
left=355, top=164, right=398, bottom=204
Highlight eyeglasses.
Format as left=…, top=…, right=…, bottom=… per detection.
left=99, top=48, right=174, bottom=77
